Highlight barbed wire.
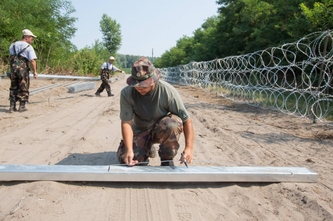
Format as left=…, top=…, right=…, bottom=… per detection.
left=159, top=30, right=333, bottom=122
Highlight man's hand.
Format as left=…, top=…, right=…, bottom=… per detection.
left=123, top=151, right=138, bottom=166
left=180, top=148, right=193, bottom=165
left=30, top=60, right=37, bottom=79
left=121, top=121, right=137, bottom=166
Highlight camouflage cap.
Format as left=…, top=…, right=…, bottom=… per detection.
left=126, top=56, right=161, bottom=87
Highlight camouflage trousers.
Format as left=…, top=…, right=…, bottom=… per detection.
left=96, top=79, right=111, bottom=94
left=117, top=114, right=183, bottom=164
left=9, top=69, right=30, bottom=102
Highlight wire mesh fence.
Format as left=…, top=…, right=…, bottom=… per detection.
left=159, top=30, right=333, bottom=122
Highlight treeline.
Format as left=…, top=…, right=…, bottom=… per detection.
left=0, top=0, right=119, bottom=75
left=153, top=0, right=333, bottom=68
left=0, top=0, right=153, bottom=75
left=117, top=55, right=154, bottom=70
left=0, top=0, right=77, bottom=74
left=1, top=0, right=332, bottom=75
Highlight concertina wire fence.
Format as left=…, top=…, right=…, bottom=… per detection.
left=159, top=30, right=333, bottom=122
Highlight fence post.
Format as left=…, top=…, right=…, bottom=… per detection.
left=215, top=58, right=218, bottom=97
left=313, top=31, right=329, bottom=123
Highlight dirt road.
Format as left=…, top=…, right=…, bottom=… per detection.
left=0, top=75, right=332, bottom=220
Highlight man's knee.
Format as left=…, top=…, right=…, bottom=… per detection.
left=158, top=144, right=179, bottom=160
left=116, top=136, right=151, bottom=164
left=116, top=140, right=126, bottom=163
left=152, top=115, right=183, bottom=143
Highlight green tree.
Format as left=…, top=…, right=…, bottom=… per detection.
left=68, top=40, right=111, bottom=76
left=72, top=47, right=101, bottom=75
left=91, top=39, right=110, bottom=60
left=301, top=0, right=333, bottom=31
left=100, top=14, right=122, bottom=55
left=155, top=16, right=219, bottom=67
left=154, top=46, right=186, bottom=68
left=213, top=0, right=318, bottom=58
left=188, top=16, right=219, bottom=62
left=118, top=54, right=128, bottom=68
left=0, top=0, right=77, bottom=72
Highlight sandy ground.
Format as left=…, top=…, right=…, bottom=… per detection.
left=0, top=74, right=333, bottom=221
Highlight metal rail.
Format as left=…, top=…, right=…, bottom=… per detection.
left=0, top=165, right=317, bottom=183
left=3, top=72, right=100, bottom=81
left=33, top=74, right=100, bottom=81
left=3, top=72, right=118, bottom=82
left=30, top=83, right=62, bottom=95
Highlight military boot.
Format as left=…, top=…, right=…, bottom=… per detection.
left=161, top=159, right=174, bottom=166
left=8, top=100, right=17, bottom=113
left=107, top=92, right=114, bottom=97
left=148, top=145, right=156, bottom=158
left=18, top=101, right=27, bottom=112
left=95, top=88, right=102, bottom=96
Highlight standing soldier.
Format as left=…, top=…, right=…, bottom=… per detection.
left=8, top=29, right=38, bottom=113
left=95, top=56, right=123, bottom=97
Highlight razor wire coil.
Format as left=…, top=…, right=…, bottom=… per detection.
left=159, top=30, right=333, bottom=121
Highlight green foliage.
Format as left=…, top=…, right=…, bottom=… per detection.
left=188, top=16, right=220, bottom=62
left=100, top=14, right=122, bottom=55
left=90, top=39, right=110, bottom=61
left=2, top=0, right=332, bottom=74
left=154, top=47, right=185, bottom=68
left=69, top=40, right=130, bottom=76
left=71, top=47, right=102, bottom=76
left=117, top=54, right=141, bottom=69
left=117, top=54, right=155, bottom=71
left=300, top=0, right=333, bottom=31
left=156, top=0, right=332, bottom=68
left=214, top=0, right=304, bottom=57
left=155, top=16, right=219, bottom=67
left=0, top=0, right=77, bottom=73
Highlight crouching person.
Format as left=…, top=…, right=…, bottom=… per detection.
left=116, top=57, right=194, bottom=166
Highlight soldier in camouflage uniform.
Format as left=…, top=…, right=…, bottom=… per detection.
left=8, top=29, right=38, bottom=113
left=117, top=56, right=194, bottom=166
left=95, top=56, right=123, bottom=97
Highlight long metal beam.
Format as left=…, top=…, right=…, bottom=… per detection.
left=34, top=74, right=101, bottom=81
left=30, top=83, right=62, bottom=95
left=0, top=165, right=317, bottom=183
left=4, top=72, right=118, bottom=82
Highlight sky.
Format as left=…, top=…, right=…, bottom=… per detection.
left=69, top=0, right=219, bottom=57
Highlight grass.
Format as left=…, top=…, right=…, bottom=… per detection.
left=203, top=84, right=333, bottom=121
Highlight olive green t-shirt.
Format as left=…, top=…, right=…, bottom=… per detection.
left=120, top=80, right=190, bottom=134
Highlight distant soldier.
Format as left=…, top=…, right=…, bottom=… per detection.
left=8, top=29, right=38, bottom=113
left=117, top=56, right=194, bottom=167
left=95, top=56, right=123, bottom=97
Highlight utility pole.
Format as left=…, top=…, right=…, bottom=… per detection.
left=152, top=48, right=154, bottom=62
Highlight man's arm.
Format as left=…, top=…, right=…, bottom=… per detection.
left=121, top=120, right=138, bottom=166
left=30, top=59, right=38, bottom=79
left=182, top=118, right=194, bottom=164
left=114, top=66, right=123, bottom=73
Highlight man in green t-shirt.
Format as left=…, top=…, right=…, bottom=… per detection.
left=117, top=56, right=194, bottom=167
